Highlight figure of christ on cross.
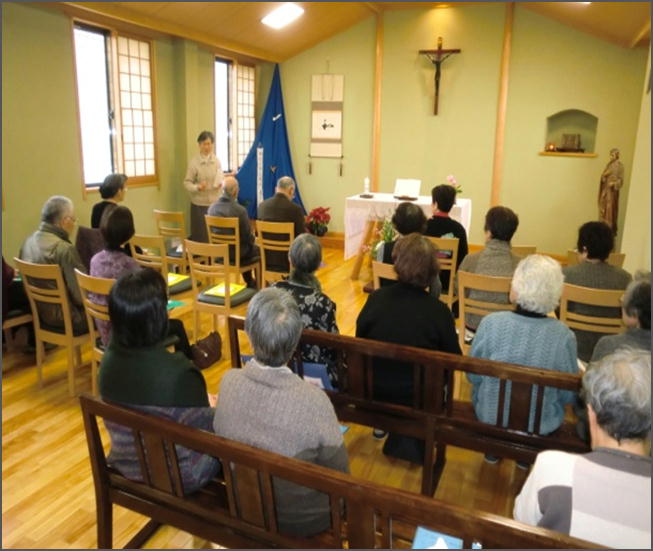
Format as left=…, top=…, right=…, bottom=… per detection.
left=419, top=37, right=462, bottom=115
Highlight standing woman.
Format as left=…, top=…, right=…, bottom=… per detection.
left=184, top=131, right=223, bottom=242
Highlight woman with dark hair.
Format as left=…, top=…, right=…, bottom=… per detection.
left=357, top=233, right=461, bottom=462
left=184, top=130, right=223, bottom=242
left=99, top=268, right=220, bottom=494
left=274, top=234, right=339, bottom=379
left=375, top=202, right=427, bottom=263
left=563, top=221, right=632, bottom=361
left=91, top=173, right=128, bottom=228
left=90, top=207, right=194, bottom=361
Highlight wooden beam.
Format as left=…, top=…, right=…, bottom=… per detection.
left=490, top=2, right=514, bottom=207
left=58, top=2, right=280, bottom=63
left=629, top=20, right=651, bottom=49
left=371, top=12, right=384, bottom=192
left=361, top=2, right=382, bottom=14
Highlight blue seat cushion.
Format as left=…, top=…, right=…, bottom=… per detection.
left=168, top=277, right=192, bottom=295
left=167, top=248, right=183, bottom=259
left=198, top=286, right=256, bottom=307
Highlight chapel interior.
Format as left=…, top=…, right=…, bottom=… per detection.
left=1, top=1, right=651, bottom=549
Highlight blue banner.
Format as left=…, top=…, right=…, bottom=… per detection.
left=236, top=64, right=305, bottom=218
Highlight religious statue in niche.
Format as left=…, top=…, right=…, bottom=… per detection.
left=598, top=147, right=624, bottom=235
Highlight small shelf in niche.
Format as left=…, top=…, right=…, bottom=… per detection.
left=539, top=151, right=597, bottom=158
left=544, top=109, right=598, bottom=154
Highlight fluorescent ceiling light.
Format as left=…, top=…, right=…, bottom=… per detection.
left=262, top=3, right=304, bottom=29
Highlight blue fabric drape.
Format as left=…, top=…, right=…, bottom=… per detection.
left=236, top=64, right=305, bottom=218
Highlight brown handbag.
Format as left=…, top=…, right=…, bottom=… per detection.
left=191, top=331, right=222, bottom=370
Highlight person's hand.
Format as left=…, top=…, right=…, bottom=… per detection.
left=197, top=181, right=207, bottom=191
left=207, top=393, right=217, bottom=407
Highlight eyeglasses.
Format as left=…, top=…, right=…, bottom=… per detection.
left=65, top=215, right=77, bottom=223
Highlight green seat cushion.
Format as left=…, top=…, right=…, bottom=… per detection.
left=198, top=286, right=256, bottom=306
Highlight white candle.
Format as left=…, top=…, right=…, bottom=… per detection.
left=364, top=177, right=370, bottom=193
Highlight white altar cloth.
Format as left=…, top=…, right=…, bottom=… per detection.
left=344, top=193, right=472, bottom=260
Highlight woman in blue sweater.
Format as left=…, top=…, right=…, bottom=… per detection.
left=468, top=254, right=578, bottom=466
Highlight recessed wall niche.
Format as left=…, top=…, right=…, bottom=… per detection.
left=541, top=109, right=598, bottom=158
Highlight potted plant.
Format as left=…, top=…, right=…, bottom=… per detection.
left=306, top=206, right=331, bottom=237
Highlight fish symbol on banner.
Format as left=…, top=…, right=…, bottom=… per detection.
left=272, top=113, right=282, bottom=121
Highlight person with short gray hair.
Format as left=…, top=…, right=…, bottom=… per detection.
left=591, top=272, right=651, bottom=361
left=257, top=175, right=306, bottom=240
left=275, top=234, right=340, bottom=379
left=469, top=255, right=578, bottom=464
left=213, top=287, right=349, bottom=537
left=514, top=348, right=651, bottom=548
left=207, top=175, right=259, bottom=287
left=20, top=195, right=88, bottom=333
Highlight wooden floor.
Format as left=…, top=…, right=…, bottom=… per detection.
left=1, top=246, right=529, bottom=549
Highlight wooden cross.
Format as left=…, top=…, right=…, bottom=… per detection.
left=419, top=37, right=462, bottom=115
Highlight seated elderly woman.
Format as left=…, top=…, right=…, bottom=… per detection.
left=213, top=288, right=349, bottom=537
left=274, top=233, right=339, bottom=381
left=514, top=348, right=651, bottom=548
left=563, top=221, right=632, bottom=361
left=98, top=268, right=220, bottom=494
left=468, top=254, right=578, bottom=465
left=591, top=271, right=651, bottom=361
left=357, top=233, right=461, bottom=463
left=90, top=206, right=195, bottom=362
left=91, top=173, right=128, bottom=229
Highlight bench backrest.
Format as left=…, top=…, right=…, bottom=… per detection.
left=228, top=315, right=589, bottom=461
left=80, top=394, right=601, bottom=549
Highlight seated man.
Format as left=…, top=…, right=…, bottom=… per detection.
left=455, top=206, right=521, bottom=334
left=213, top=287, right=349, bottom=537
left=207, top=175, right=259, bottom=288
left=563, top=221, right=632, bottom=362
left=425, top=183, right=469, bottom=293
left=257, top=176, right=306, bottom=272
left=19, top=195, right=88, bottom=334
left=514, top=348, right=651, bottom=549
left=591, top=272, right=650, bottom=361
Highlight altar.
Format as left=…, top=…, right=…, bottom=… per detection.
left=344, top=193, right=472, bottom=279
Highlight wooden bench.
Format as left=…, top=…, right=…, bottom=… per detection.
left=228, top=315, right=590, bottom=497
left=80, top=394, right=601, bottom=549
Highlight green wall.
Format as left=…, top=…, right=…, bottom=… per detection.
left=280, top=17, right=376, bottom=235
left=502, top=7, right=647, bottom=253
left=279, top=4, right=647, bottom=252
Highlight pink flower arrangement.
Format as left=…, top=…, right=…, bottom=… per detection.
left=446, top=174, right=463, bottom=194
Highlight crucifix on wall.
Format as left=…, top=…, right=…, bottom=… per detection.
left=419, top=37, right=461, bottom=115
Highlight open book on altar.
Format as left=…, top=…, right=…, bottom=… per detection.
left=393, top=178, right=421, bottom=199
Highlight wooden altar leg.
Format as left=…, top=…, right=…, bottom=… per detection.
left=350, top=219, right=380, bottom=280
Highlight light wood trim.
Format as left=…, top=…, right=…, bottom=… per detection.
left=70, top=17, right=90, bottom=200
left=372, top=261, right=397, bottom=289
left=566, top=250, right=626, bottom=268
left=511, top=245, right=537, bottom=257
left=490, top=2, right=514, bottom=206
left=60, top=2, right=279, bottom=63
left=361, top=2, right=382, bottom=14
left=538, top=152, right=598, bottom=158
left=371, top=12, right=383, bottom=193
left=630, top=20, right=651, bottom=48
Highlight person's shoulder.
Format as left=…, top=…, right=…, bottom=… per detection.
left=533, top=449, right=578, bottom=478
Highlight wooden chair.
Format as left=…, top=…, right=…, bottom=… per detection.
left=205, top=216, right=261, bottom=288
left=185, top=239, right=257, bottom=339
left=129, top=234, right=170, bottom=275
left=255, top=220, right=294, bottom=287
left=566, top=249, right=625, bottom=268
left=14, top=258, right=90, bottom=396
left=426, top=236, right=459, bottom=309
left=153, top=209, right=188, bottom=273
left=75, top=269, right=114, bottom=395
left=2, top=312, right=33, bottom=353
left=371, top=260, right=398, bottom=289
left=457, top=271, right=514, bottom=355
left=559, top=283, right=623, bottom=335
left=511, top=245, right=536, bottom=257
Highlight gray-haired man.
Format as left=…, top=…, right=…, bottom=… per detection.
left=514, top=348, right=651, bottom=548
left=213, top=287, right=349, bottom=537
left=20, top=195, right=88, bottom=333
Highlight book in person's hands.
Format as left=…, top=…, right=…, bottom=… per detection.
left=411, top=526, right=482, bottom=549
left=204, top=282, right=246, bottom=297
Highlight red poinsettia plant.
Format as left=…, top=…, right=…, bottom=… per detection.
left=306, top=206, right=331, bottom=236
